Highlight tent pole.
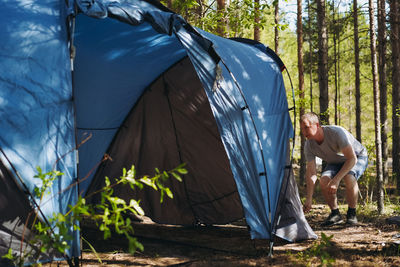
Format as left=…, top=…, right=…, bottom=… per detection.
left=67, top=2, right=82, bottom=265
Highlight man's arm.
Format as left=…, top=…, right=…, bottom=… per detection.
left=304, top=160, right=318, bottom=213
left=328, top=144, right=357, bottom=193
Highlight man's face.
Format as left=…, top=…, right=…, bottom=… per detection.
left=300, top=119, right=319, bottom=139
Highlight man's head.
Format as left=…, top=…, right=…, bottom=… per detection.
left=300, top=112, right=321, bottom=140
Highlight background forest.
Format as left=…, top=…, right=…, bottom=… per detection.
left=161, top=0, right=400, bottom=213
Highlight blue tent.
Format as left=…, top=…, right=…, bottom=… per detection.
left=0, top=0, right=316, bottom=264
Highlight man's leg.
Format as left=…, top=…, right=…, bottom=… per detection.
left=343, top=174, right=359, bottom=225
left=343, top=174, right=359, bottom=209
left=319, top=175, right=343, bottom=226
left=320, top=175, right=338, bottom=210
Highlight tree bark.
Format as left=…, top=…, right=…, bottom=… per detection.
left=390, top=0, right=400, bottom=192
left=353, top=0, right=362, bottom=142
left=274, top=0, right=280, bottom=54
left=378, top=0, right=388, bottom=184
left=333, top=1, right=338, bottom=125
left=196, top=0, right=205, bottom=29
left=254, top=0, right=261, bottom=41
left=316, top=0, right=329, bottom=124
left=166, top=0, right=173, bottom=9
left=217, top=0, right=227, bottom=37
left=308, top=0, right=313, bottom=112
left=297, top=0, right=306, bottom=185
left=368, top=0, right=384, bottom=214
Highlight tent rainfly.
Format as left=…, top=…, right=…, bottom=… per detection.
left=0, top=0, right=317, bottom=265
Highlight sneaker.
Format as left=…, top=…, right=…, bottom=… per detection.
left=346, top=213, right=358, bottom=225
left=321, top=212, right=344, bottom=227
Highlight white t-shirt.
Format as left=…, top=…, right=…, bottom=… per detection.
left=304, top=125, right=367, bottom=164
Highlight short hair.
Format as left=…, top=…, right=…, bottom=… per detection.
left=300, top=112, right=320, bottom=125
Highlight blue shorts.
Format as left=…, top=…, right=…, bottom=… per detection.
left=321, top=156, right=368, bottom=180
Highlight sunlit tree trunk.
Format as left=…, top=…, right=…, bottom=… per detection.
left=217, top=0, right=227, bottom=37
left=274, top=0, right=280, bottom=54
left=377, top=0, right=388, bottom=184
left=369, top=0, right=384, bottom=214
left=316, top=0, right=329, bottom=124
left=353, top=0, right=362, bottom=142
left=333, top=0, right=338, bottom=125
left=297, top=0, right=306, bottom=185
left=337, top=18, right=341, bottom=127
left=196, top=0, right=205, bottom=29
left=308, top=0, right=313, bottom=112
left=254, top=0, right=261, bottom=41
left=390, top=0, right=400, bottom=192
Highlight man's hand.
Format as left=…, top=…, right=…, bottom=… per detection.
left=327, top=178, right=340, bottom=194
left=303, top=198, right=312, bottom=213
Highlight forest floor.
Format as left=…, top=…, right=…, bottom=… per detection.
left=48, top=185, right=400, bottom=267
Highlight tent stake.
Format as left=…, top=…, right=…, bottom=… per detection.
left=268, top=236, right=275, bottom=257
left=67, top=256, right=79, bottom=267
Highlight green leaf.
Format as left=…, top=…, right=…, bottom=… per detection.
left=82, top=236, right=102, bottom=264
left=2, top=248, right=14, bottom=260
left=110, top=197, right=126, bottom=206
left=164, top=187, right=173, bottom=199
left=105, top=176, right=110, bottom=187
left=125, top=175, right=136, bottom=184
left=177, top=168, right=188, bottom=174
left=57, top=213, right=66, bottom=223
left=171, top=172, right=182, bottom=182
left=139, top=176, right=157, bottom=190
left=129, top=199, right=144, bottom=216
left=160, top=190, right=165, bottom=203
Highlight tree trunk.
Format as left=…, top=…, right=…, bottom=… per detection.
left=196, top=0, right=205, bottom=29
left=166, top=0, right=173, bottom=9
left=316, top=0, right=329, bottom=124
left=217, top=0, right=227, bottom=37
left=369, top=0, right=384, bottom=214
left=390, top=0, right=400, bottom=192
left=254, top=0, right=261, bottom=41
left=297, top=0, right=306, bottom=186
left=353, top=0, right=362, bottom=142
left=333, top=1, right=338, bottom=125
left=378, top=0, right=388, bottom=184
left=274, top=0, right=280, bottom=54
left=337, top=19, right=341, bottom=127
left=308, top=0, right=313, bottom=112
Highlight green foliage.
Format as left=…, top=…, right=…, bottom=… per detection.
left=297, top=232, right=336, bottom=267
left=227, top=0, right=271, bottom=35
left=354, top=197, right=400, bottom=223
left=2, top=249, right=14, bottom=261
left=165, top=0, right=275, bottom=38
left=392, top=197, right=400, bottom=214
left=33, top=166, right=63, bottom=199
left=2, top=164, right=186, bottom=266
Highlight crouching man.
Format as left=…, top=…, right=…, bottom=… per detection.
left=300, top=112, right=368, bottom=226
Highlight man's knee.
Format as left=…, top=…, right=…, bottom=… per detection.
left=320, top=176, right=331, bottom=190
left=344, top=174, right=358, bottom=188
